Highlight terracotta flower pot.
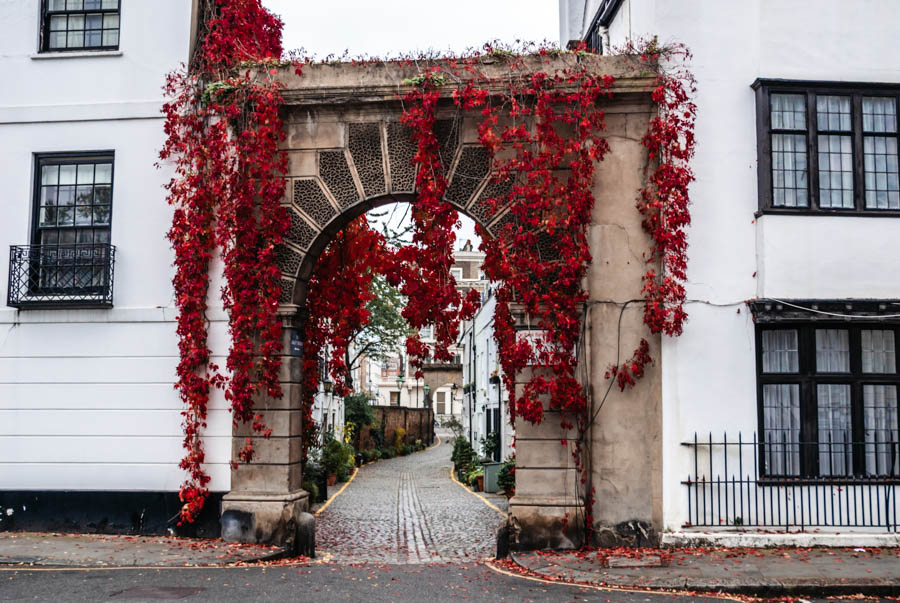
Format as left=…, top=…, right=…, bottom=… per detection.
left=327, top=474, right=337, bottom=486
left=475, top=475, right=484, bottom=491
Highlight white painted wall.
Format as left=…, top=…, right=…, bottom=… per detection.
left=591, top=0, right=900, bottom=531
left=460, top=286, right=514, bottom=460
left=0, top=1, right=234, bottom=493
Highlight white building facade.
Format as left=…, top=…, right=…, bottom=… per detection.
left=562, top=0, right=900, bottom=540
left=459, top=285, right=514, bottom=462
left=0, top=1, right=239, bottom=532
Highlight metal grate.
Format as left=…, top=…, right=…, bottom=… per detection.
left=7, top=243, right=115, bottom=308
left=683, top=432, right=899, bottom=531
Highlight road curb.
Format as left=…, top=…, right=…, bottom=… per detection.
left=508, top=552, right=900, bottom=598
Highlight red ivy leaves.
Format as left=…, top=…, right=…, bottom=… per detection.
left=160, top=0, right=295, bottom=524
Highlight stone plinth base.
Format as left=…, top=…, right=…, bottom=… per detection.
left=508, top=495, right=585, bottom=550
left=220, top=490, right=309, bottom=546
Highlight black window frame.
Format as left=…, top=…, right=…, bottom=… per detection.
left=753, top=79, right=900, bottom=217
left=29, top=151, right=115, bottom=297
left=755, top=317, right=900, bottom=482
left=39, top=0, right=122, bottom=54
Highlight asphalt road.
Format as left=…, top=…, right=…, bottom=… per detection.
left=1, top=563, right=734, bottom=602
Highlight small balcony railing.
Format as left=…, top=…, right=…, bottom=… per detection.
left=682, top=432, right=899, bottom=532
left=7, top=243, right=116, bottom=308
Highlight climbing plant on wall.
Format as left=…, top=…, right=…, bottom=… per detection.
left=162, top=0, right=695, bottom=537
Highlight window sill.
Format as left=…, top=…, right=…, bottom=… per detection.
left=31, top=50, right=122, bottom=60
left=755, top=208, right=900, bottom=218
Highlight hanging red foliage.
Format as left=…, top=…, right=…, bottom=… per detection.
left=160, top=0, right=297, bottom=524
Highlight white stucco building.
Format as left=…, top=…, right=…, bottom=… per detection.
left=459, top=284, right=514, bottom=462
left=562, top=0, right=900, bottom=541
left=0, top=1, right=240, bottom=531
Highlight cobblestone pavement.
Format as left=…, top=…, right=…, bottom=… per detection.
left=316, top=432, right=506, bottom=564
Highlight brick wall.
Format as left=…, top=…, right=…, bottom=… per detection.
left=358, top=406, right=434, bottom=450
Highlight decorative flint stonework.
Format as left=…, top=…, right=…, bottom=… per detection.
left=221, top=56, right=661, bottom=550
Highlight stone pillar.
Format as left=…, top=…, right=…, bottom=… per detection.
left=221, top=313, right=309, bottom=545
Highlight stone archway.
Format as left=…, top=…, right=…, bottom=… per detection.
left=221, top=56, right=662, bottom=551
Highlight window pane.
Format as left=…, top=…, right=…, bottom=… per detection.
left=101, top=29, right=118, bottom=47
left=817, top=95, right=852, bottom=132
left=864, top=136, right=900, bottom=209
left=57, top=185, right=75, bottom=207
left=49, top=0, right=67, bottom=9
left=763, top=384, right=801, bottom=475
left=862, top=329, right=896, bottom=373
left=863, top=97, right=897, bottom=134
left=864, top=385, right=899, bottom=475
left=58, top=165, right=76, bottom=185
left=75, top=205, right=92, bottom=226
left=66, top=0, right=83, bottom=9
left=816, top=329, right=849, bottom=372
left=66, top=30, right=84, bottom=48
left=68, top=15, right=84, bottom=30
left=817, top=384, right=852, bottom=476
left=86, top=13, right=102, bottom=29
left=74, top=185, right=93, bottom=205
left=41, top=186, right=58, bottom=207
left=48, top=31, right=67, bottom=49
left=85, top=29, right=102, bottom=47
left=84, top=0, right=101, bottom=9
left=49, top=15, right=67, bottom=31
left=772, top=134, right=809, bottom=207
left=41, top=165, right=59, bottom=186
left=76, top=164, right=94, bottom=184
left=818, top=134, right=854, bottom=208
left=94, top=163, right=112, bottom=183
left=771, top=94, right=807, bottom=130
left=101, top=0, right=118, bottom=7
left=103, top=14, right=118, bottom=28
left=762, top=330, right=799, bottom=372
left=93, top=204, right=111, bottom=225
left=40, top=206, right=58, bottom=227
left=93, top=185, right=111, bottom=205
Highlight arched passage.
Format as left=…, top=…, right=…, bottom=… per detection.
left=221, top=58, right=662, bottom=552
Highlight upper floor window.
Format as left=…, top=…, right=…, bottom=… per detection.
left=753, top=80, right=900, bottom=215
left=7, top=152, right=116, bottom=308
left=41, top=0, right=121, bottom=53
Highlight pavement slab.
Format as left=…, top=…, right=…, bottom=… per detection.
left=511, top=545, right=900, bottom=596
left=0, top=532, right=282, bottom=568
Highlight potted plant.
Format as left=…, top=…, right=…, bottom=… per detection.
left=497, top=456, right=516, bottom=498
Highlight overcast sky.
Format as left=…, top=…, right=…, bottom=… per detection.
left=263, top=0, right=559, bottom=59
left=262, top=0, right=559, bottom=250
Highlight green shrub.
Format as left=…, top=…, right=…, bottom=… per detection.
left=373, top=449, right=382, bottom=461
left=301, top=480, right=320, bottom=503
left=323, top=439, right=354, bottom=476
left=497, top=456, right=516, bottom=494
left=400, top=443, right=412, bottom=456
left=381, top=447, right=395, bottom=459
left=480, top=431, right=500, bottom=460
left=451, top=436, right=476, bottom=472
left=336, top=461, right=352, bottom=482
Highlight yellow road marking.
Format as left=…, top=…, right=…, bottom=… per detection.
left=449, top=465, right=507, bottom=518
left=314, top=466, right=359, bottom=517
left=484, top=558, right=743, bottom=601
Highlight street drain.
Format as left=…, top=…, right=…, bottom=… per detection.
left=110, top=586, right=205, bottom=599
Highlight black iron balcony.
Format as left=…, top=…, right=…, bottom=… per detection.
left=8, top=243, right=116, bottom=308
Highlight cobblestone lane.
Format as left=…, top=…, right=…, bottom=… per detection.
left=315, top=432, right=506, bottom=564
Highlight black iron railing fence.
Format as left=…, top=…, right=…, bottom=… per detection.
left=682, top=432, right=899, bottom=531
left=7, top=243, right=116, bottom=308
